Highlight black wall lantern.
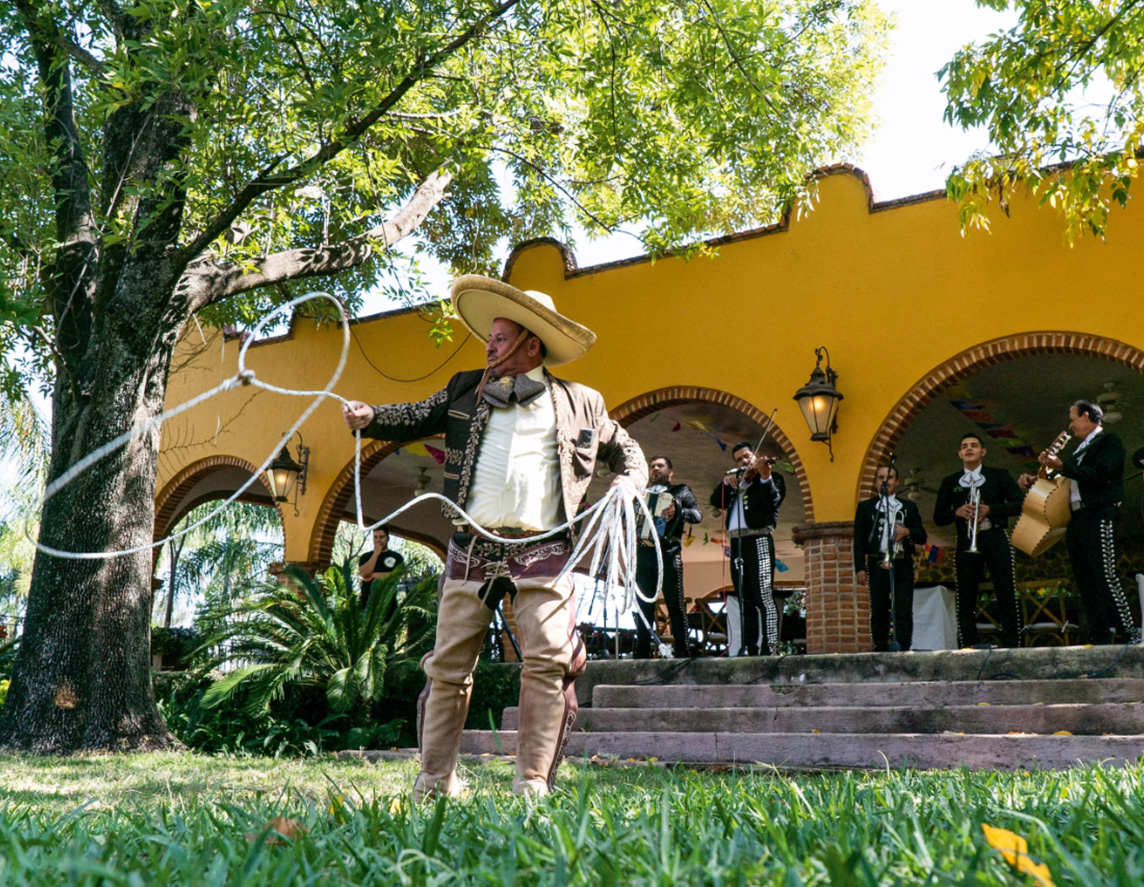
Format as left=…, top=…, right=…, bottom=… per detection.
left=265, top=432, right=310, bottom=513
left=793, top=346, right=843, bottom=461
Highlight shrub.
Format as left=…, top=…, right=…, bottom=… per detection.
left=199, top=559, right=436, bottom=730
left=150, top=626, right=203, bottom=669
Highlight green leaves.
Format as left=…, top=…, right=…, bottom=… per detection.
left=198, top=558, right=437, bottom=723
left=942, top=0, right=1144, bottom=241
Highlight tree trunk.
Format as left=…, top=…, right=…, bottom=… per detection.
left=164, top=536, right=185, bottom=629
left=0, top=281, right=183, bottom=753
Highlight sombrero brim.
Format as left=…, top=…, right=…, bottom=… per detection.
left=450, top=275, right=596, bottom=367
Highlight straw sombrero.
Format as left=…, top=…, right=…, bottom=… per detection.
left=450, top=275, right=596, bottom=367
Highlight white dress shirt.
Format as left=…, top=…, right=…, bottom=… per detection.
left=726, top=476, right=773, bottom=532
left=466, top=366, right=561, bottom=531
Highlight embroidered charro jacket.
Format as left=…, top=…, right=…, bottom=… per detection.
left=362, top=368, right=647, bottom=537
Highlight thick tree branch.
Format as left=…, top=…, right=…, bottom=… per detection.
left=96, top=0, right=129, bottom=39
left=181, top=0, right=521, bottom=264
left=181, top=165, right=453, bottom=311
left=53, top=33, right=107, bottom=79
left=15, top=0, right=98, bottom=382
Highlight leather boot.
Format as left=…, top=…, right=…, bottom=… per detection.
left=513, top=667, right=578, bottom=795
left=412, top=674, right=472, bottom=802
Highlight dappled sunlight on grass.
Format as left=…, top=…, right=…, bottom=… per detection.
left=0, top=751, right=421, bottom=813
left=1, top=754, right=1143, bottom=884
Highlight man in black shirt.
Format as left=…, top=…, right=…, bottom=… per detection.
left=358, top=526, right=405, bottom=608
left=853, top=465, right=927, bottom=651
left=1028, top=400, right=1138, bottom=644
left=933, top=433, right=1025, bottom=648
left=633, top=455, right=702, bottom=659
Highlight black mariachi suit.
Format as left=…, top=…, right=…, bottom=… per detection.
left=933, top=466, right=1024, bottom=648
left=709, top=472, right=787, bottom=656
left=1059, top=429, right=1137, bottom=644
left=634, top=482, right=702, bottom=659
left=853, top=496, right=927, bottom=651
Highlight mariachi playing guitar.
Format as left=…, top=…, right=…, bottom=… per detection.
left=1011, top=430, right=1073, bottom=556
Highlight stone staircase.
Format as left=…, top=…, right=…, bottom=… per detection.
left=458, top=646, right=1144, bottom=769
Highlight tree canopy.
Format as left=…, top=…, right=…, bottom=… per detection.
left=942, top=0, right=1144, bottom=240
left=0, top=0, right=889, bottom=752
left=1, top=0, right=890, bottom=347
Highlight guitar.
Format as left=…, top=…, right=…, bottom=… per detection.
left=1011, top=431, right=1073, bottom=557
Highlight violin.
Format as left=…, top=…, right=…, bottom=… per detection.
left=724, top=408, right=781, bottom=484
left=725, top=454, right=779, bottom=482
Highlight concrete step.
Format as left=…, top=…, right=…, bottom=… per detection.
left=589, top=678, right=1144, bottom=710
left=499, top=703, right=1144, bottom=735
left=458, top=729, right=1144, bottom=770
left=572, top=646, right=1144, bottom=706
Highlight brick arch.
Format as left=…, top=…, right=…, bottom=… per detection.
left=857, top=331, right=1144, bottom=500
left=154, top=455, right=285, bottom=541
left=308, top=438, right=448, bottom=568
left=608, top=386, right=813, bottom=523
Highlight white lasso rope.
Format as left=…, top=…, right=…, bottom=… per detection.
left=35, top=292, right=351, bottom=559
left=31, top=291, right=663, bottom=614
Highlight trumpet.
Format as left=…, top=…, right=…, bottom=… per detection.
left=879, top=502, right=905, bottom=570
left=967, top=484, right=981, bottom=554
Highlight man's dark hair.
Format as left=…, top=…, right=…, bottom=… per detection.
left=960, top=432, right=985, bottom=446
left=732, top=441, right=753, bottom=455
left=650, top=454, right=673, bottom=470
left=874, top=464, right=899, bottom=480
left=374, top=525, right=390, bottom=536
left=1072, top=399, right=1103, bottom=424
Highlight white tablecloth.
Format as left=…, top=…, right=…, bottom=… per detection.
left=912, top=584, right=957, bottom=651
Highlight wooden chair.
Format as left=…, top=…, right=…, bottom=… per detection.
left=1018, top=580, right=1078, bottom=646
left=973, top=582, right=1003, bottom=646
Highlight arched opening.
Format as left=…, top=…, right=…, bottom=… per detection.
left=598, top=386, right=812, bottom=655
left=309, top=437, right=449, bottom=570
left=859, top=333, right=1144, bottom=644
left=155, top=456, right=285, bottom=541
left=152, top=457, right=287, bottom=631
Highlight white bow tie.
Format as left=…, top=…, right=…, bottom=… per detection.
left=959, top=469, right=983, bottom=488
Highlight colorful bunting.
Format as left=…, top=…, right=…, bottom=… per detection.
left=423, top=444, right=446, bottom=465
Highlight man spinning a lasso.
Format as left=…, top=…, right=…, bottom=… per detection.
left=343, top=275, right=646, bottom=798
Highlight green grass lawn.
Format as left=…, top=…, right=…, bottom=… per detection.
left=2, top=752, right=1142, bottom=885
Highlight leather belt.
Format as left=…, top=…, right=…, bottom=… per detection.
left=454, top=524, right=547, bottom=539
left=446, top=532, right=572, bottom=583
left=729, top=527, right=773, bottom=539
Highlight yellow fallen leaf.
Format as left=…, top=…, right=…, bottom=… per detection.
left=811, top=729, right=820, bottom=734
left=246, top=817, right=308, bottom=844
left=1052, top=730, right=1073, bottom=736
left=648, top=757, right=659, bottom=762
left=981, top=823, right=1055, bottom=887
left=977, top=702, right=991, bottom=706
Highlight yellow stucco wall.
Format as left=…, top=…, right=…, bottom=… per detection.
left=157, top=166, right=1144, bottom=565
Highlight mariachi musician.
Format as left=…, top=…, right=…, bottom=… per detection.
left=934, top=432, right=1025, bottom=648
left=853, top=464, right=927, bottom=652
left=1024, top=400, right=1138, bottom=645
left=710, top=441, right=786, bottom=657
left=633, top=455, right=702, bottom=659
